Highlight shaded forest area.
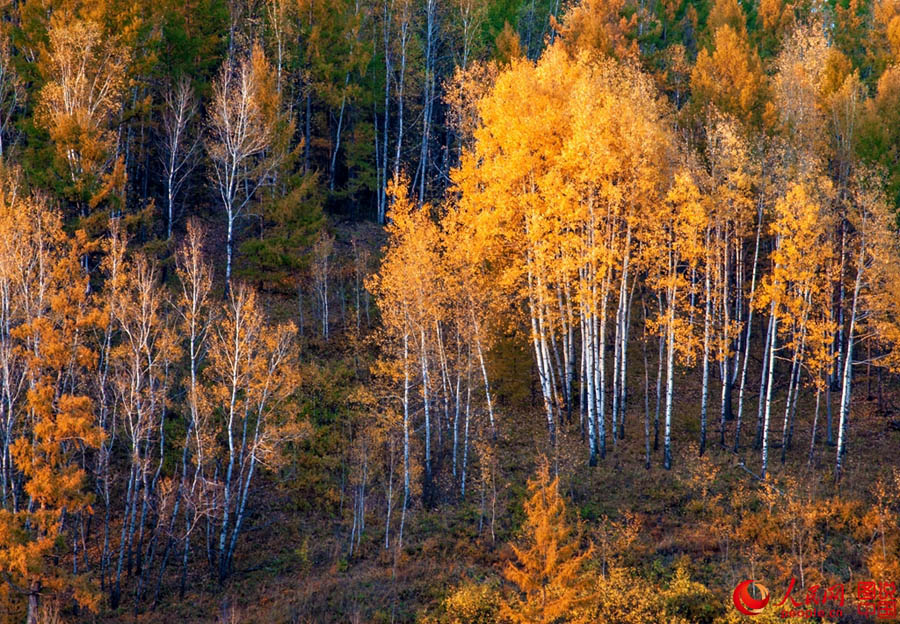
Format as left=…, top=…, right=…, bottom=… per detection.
left=1, top=0, right=900, bottom=622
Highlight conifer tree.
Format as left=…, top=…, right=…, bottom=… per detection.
left=500, top=460, right=594, bottom=624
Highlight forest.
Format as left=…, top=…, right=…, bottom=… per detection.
left=0, top=0, right=899, bottom=621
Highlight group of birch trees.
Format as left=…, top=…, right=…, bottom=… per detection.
left=368, top=176, right=499, bottom=548
left=0, top=181, right=301, bottom=622
left=370, top=12, right=900, bottom=548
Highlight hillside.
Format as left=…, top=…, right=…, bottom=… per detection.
left=0, top=0, right=900, bottom=622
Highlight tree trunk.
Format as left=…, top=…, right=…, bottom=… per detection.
left=761, top=302, right=777, bottom=480
left=700, top=230, right=712, bottom=456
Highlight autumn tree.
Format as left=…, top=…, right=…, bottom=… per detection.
left=451, top=44, right=673, bottom=463
left=693, top=114, right=757, bottom=454
left=690, top=23, right=767, bottom=129
left=552, top=0, right=638, bottom=60
left=202, top=283, right=299, bottom=581
left=168, top=220, right=215, bottom=599
left=368, top=175, right=444, bottom=538
left=0, top=192, right=103, bottom=622
left=106, top=240, right=177, bottom=609
left=35, top=13, right=131, bottom=225
left=207, top=43, right=291, bottom=292
left=756, top=182, right=834, bottom=478
left=857, top=64, right=900, bottom=209
left=770, top=23, right=829, bottom=168
left=645, top=173, right=705, bottom=469
left=500, top=460, right=594, bottom=624
left=835, top=172, right=897, bottom=481
left=159, top=77, right=199, bottom=239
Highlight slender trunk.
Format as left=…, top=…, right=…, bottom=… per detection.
left=461, top=358, right=472, bottom=496
left=225, top=211, right=234, bottom=295
left=653, top=293, right=666, bottom=451
left=700, top=230, right=712, bottom=456
left=417, top=0, right=435, bottom=205
left=378, top=0, right=391, bottom=223
left=761, top=302, right=777, bottom=480
left=782, top=300, right=809, bottom=463
left=734, top=202, right=763, bottom=451
left=393, top=10, right=409, bottom=183
left=755, top=312, right=774, bottom=449
left=598, top=276, right=610, bottom=458
left=472, top=315, right=495, bottom=433
left=719, top=230, right=734, bottom=438
left=808, top=387, right=821, bottom=465
left=583, top=288, right=597, bottom=466
left=836, top=253, right=863, bottom=482
left=384, top=438, right=394, bottom=549
left=663, top=302, right=676, bottom=471
left=642, top=297, right=651, bottom=470
left=528, top=268, right=556, bottom=445
left=399, top=331, right=411, bottom=548
left=452, top=336, right=461, bottom=478
left=663, top=268, right=678, bottom=470
left=329, top=81, right=350, bottom=191
left=420, top=328, right=432, bottom=499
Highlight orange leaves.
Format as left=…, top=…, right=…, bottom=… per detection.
left=771, top=23, right=831, bottom=160
left=768, top=184, right=831, bottom=291
left=36, top=13, right=131, bottom=207
left=500, top=461, right=594, bottom=624
left=175, top=220, right=214, bottom=339
left=708, top=0, right=749, bottom=37
left=453, top=44, right=672, bottom=323
left=207, top=42, right=292, bottom=288
left=755, top=181, right=836, bottom=380
left=444, top=61, right=499, bottom=149
left=207, top=43, right=287, bottom=178
left=552, top=0, right=639, bottom=61
left=860, top=473, right=900, bottom=582
left=847, top=171, right=900, bottom=372
left=691, top=25, right=767, bottom=127
left=0, top=185, right=101, bottom=614
left=203, top=282, right=299, bottom=461
left=666, top=172, right=706, bottom=258
left=370, top=173, right=443, bottom=353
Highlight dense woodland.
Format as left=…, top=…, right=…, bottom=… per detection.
left=0, top=0, right=899, bottom=621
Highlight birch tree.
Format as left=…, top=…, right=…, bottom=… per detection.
left=169, top=221, right=214, bottom=599
left=0, top=194, right=103, bottom=622
left=834, top=173, right=896, bottom=482
left=36, top=14, right=131, bottom=215
left=107, top=248, right=176, bottom=609
left=203, top=284, right=299, bottom=581
left=368, top=176, right=443, bottom=534
left=645, top=173, right=705, bottom=470
left=207, top=44, right=289, bottom=292
left=159, top=77, right=199, bottom=239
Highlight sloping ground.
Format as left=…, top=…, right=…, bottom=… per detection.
left=87, top=221, right=900, bottom=623
left=123, top=369, right=900, bottom=623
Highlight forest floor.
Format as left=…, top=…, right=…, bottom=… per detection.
left=123, top=353, right=900, bottom=622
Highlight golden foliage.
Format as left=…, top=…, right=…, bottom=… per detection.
left=500, top=461, right=594, bottom=624
left=553, top=0, right=639, bottom=60
left=0, top=188, right=102, bottom=615
left=691, top=25, right=767, bottom=127
left=36, top=13, right=130, bottom=207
